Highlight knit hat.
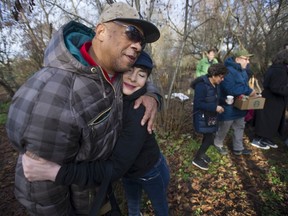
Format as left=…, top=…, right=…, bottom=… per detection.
left=234, top=49, right=254, bottom=58
left=134, top=51, right=153, bottom=74
left=99, top=2, right=160, bottom=43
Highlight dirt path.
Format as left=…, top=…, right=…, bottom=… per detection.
left=1, top=125, right=288, bottom=215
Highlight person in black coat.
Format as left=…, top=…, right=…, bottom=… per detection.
left=251, top=49, right=288, bottom=149
left=191, top=63, right=228, bottom=170
left=21, top=51, right=170, bottom=216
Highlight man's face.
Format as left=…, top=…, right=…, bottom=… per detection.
left=95, top=21, right=145, bottom=74
left=211, top=74, right=225, bottom=85
left=236, top=56, right=250, bottom=69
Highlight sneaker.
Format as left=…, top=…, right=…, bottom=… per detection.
left=250, top=138, right=270, bottom=150
left=214, top=146, right=228, bottom=155
left=201, top=154, right=211, bottom=163
left=242, top=149, right=252, bottom=155
left=192, top=158, right=208, bottom=170
left=233, top=148, right=252, bottom=156
left=261, top=138, right=278, bottom=148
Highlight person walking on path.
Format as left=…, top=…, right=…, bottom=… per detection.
left=214, top=49, right=257, bottom=156
left=191, top=63, right=228, bottom=170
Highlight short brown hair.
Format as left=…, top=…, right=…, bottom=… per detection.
left=207, top=49, right=216, bottom=54
left=207, top=63, right=228, bottom=77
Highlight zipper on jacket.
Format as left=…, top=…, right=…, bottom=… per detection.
left=99, top=75, right=107, bottom=98
left=89, top=191, right=93, bottom=210
left=88, top=107, right=111, bottom=126
left=91, top=66, right=117, bottom=99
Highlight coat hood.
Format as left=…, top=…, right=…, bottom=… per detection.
left=224, top=57, right=243, bottom=72
left=44, top=21, right=95, bottom=73
left=190, top=75, right=209, bottom=89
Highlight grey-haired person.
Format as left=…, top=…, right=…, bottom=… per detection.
left=6, top=2, right=161, bottom=216
left=214, top=49, right=257, bottom=156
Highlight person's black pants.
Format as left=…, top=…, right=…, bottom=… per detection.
left=195, top=133, right=214, bottom=159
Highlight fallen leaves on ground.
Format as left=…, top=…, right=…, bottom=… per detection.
left=1, top=126, right=288, bottom=216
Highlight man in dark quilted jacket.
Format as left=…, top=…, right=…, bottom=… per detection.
left=6, top=2, right=161, bottom=216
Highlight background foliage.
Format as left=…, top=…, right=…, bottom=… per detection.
left=0, top=1, right=287, bottom=215
left=0, top=0, right=287, bottom=131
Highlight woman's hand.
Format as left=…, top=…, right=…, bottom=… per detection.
left=216, top=105, right=224, bottom=113
left=22, top=151, right=60, bottom=182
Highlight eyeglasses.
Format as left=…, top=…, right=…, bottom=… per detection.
left=113, top=21, right=146, bottom=49
left=239, top=57, right=250, bottom=61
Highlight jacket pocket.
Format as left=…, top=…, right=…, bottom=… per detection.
left=194, top=111, right=218, bottom=133
left=88, top=107, right=111, bottom=127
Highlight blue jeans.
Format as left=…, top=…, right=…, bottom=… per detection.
left=122, top=154, right=170, bottom=216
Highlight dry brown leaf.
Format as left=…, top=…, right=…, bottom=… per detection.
left=191, top=182, right=200, bottom=190
left=201, top=204, right=213, bottom=212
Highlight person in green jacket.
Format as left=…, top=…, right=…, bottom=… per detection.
left=196, top=49, right=218, bottom=77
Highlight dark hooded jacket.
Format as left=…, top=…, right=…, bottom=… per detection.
left=5, top=21, right=159, bottom=215
left=191, top=75, right=219, bottom=133
left=55, top=86, right=161, bottom=186
left=217, top=57, right=253, bottom=121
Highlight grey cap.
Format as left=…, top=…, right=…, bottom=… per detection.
left=99, top=2, right=160, bottom=43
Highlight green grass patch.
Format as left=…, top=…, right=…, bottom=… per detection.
left=260, top=189, right=285, bottom=216
left=0, top=102, right=10, bottom=125
left=0, top=113, right=7, bottom=125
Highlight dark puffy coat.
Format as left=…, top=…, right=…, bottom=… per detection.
left=55, top=86, right=161, bottom=186
left=218, top=57, right=253, bottom=121
left=191, top=75, right=219, bottom=133
left=254, top=64, right=288, bottom=139
left=6, top=21, right=124, bottom=215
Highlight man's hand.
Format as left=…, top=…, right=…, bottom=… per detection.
left=134, top=95, right=157, bottom=134
left=249, top=89, right=257, bottom=97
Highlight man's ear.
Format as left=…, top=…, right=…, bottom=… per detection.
left=95, top=23, right=106, bottom=41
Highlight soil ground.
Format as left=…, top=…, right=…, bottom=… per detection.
left=0, top=127, right=29, bottom=215
left=1, top=123, right=288, bottom=215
